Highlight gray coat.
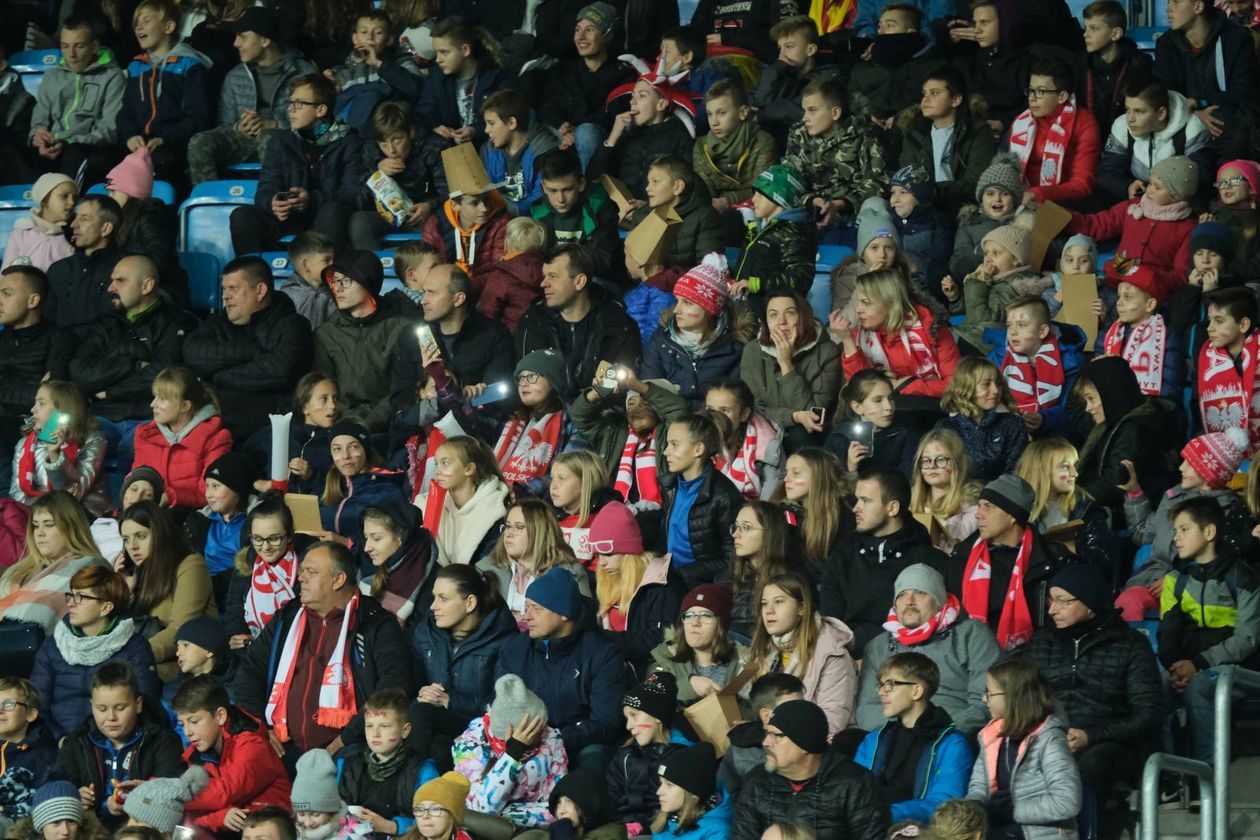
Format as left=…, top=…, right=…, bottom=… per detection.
left=857, top=619, right=1000, bottom=735
left=218, top=50, right=315, bottom=129
left=1123, top=485, right=1250, bottom=588
left=28, top=50, right=125, bottom=146
left=967, top=715, right=1082, bottom=840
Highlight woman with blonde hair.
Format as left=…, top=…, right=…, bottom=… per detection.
left=910, top=429, right=982, bottom=553
left=131, top=367, right=233, bottom=510
left=749, top=572, right=856, bottom=736
left=9, top=380, right=109, bottom=515
left=550, top=449, right=619, bottom=567
left=935, top=357, right=1028, bottom=482
left=0, top=492, right=105, bottom=634
left=774, top=448, right=852, bottom=582
left=1016, top=438, right=1118, bottom=580
left=476, top=497, right=589, bottom=629
left=650, top=743, right=732, bottom=839
left=419, top=435, right=511, bottom=567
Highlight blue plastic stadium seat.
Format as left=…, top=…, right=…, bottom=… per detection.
left=1127, top=26, right=1166, bottom=53
left=377, top=250, right=400, bottom=294
left=1097, top=250, right=1115, bottom=271
left=179, top=251, right=222, bottom=312
left=226, top=162, right=262, bottom=176
left=0, top=185, right=35, bottom=253
left=10, top=49, right=59, bottom=96
left=260, top=252, right=293, bottom=280
left=179, top=180, right=258, bottom=266
left=816, top=245, right=853, bottom=274
left=382, top=232, right=422, bottom=244
left=87, top=181, right=176, bottom=205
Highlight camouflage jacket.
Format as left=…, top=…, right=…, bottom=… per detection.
left=784, top=118, right=889, bottom=213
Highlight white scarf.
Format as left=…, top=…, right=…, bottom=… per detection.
left=857, top=315, right=942, bottom=382
left=264, top=594, right=359, bottom=742
left=716, top=422, right=761, bottom=500
left=1008, top=97, right=1078, bottom=186
left=243, top=549, right=299, bottom=638
left=1102, top=314, right=1167, bottom=396
left=612, top=428, right=661, bottom=509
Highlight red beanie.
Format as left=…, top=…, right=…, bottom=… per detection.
left=587, top=501, right=643, bottom=554
left=106, top=147, right=154, bottom=201
left=672, top=252, right=729, bottom=317
left=1116, top=262, right=1164, bottom=303
left=1182, top=427, right=1248, bottom=490
left=679, top=584, right=732, bottom=629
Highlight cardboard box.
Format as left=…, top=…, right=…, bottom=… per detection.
left=367, top=169, right=415, bottom=226
left=912, top=512, right=946, bottom=548
left=599, top=174, right=635, bottom=219
left=285, top=493, right=324, bottom=534
left=683, top=664, right=758, bottom=756
left=624, top=207, right=682, bottom=267
left=1030, top=200, right=1073, bottom=270
left=1059, top=273, right=1100, bottom=349
left=441, top=142, right=495, bottom=197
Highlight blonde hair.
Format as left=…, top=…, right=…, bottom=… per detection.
left=940, top=357, right=1015, bottom=422
left=854, top=268, right=918, bottom=334
left=596, top=550, right=653, bottom=618
left=505, top=217, right=547, bottom=254
left=925, top=799, right=987, bottom=840
left=910, top=429, right=980, bottom=520
left=649, top=790, right=704, bottom=834
left=552, top=450, right=609, bottom=527
left=1017, top=438, right=1090, bottom=523
left=152, top=367, right=219, bottom=416
left=486, top=497, right=578, bottom=574
left=750, top=573, right=820, bottom=681
left=29, top=381, right=96, bottom=446
left=0, top=492, right=101, bottom=596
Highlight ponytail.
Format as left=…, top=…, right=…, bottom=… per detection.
left=435, top=563, right=502, bottom=619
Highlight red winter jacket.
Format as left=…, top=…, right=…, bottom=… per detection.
left=841, top=304, right=962, bottom=398
left=1066, top=198, right=1195, bottom=297
left=476, top=250, right=543, bottom=334
left=131, top=408, right=234, bottom=509
left=422, top=199, right=510, bottom=275
left=1009, top=104, right=1102, bottom=205
left=182, top=709, right=293, bottom=831
left=0, top=499, right=29, bottom=569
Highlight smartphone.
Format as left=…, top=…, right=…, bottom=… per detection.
left=275, top=190, right=296, bottom=201
left=471, top=381, right=514, bottom=407
left=810, top=406, right=826, bottom=426
left=172, top=827, right=196, bottom=840
left=845, top=419, right=875, bottom=449
left=415, top=323, right=440, bottom=358
left=592, top=363, right=625, bottom=398
left=38, top=411, right=69, bottom=444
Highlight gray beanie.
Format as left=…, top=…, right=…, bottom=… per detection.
left=1150, top=155, right=1199, bottom=202
left=489, top=674, right=549, bottom=740
left=1062, top=233, right=1097, bottom=267
left=856, top=196, right=901, bottom=255
left=292, top=749, right=343, bottom=813
left=122, top=766, right=209, bottom=834
left=515, top=348, right=570, bottom=395
left=974, top=151, right=1024, bottom=205
left=893, top=563, right=948, bottom=606
left=577, top=1, right=618, bottom=36
left=980, top=473, right=1036, bottom=528
left=30, top=782, right=82, bottom=832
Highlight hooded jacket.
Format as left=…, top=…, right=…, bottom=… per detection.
left=54, top=719, right=185, bottom=819
left=642, top=310, right=747, bottom=407
left=610, top=732, right=690, bottom=826
left=0, top=320, right=71, bottom=419
left=412, top=603, right=518, bottom=722
left=319, top=468, right=409, bottom=554
left=654, top=792, right=734, bottom=840
left=116, top=41, right=213, bottom=144
left=1158, top=549, right=1260, bottom=670
left=603, top=554, right=687, bottom=675
left=754, top=616, right=857, bottom=736
left=218, top=50, right=315, bottom=129
left=418, top=62, right=505, bottom=134
left=529, top=182, right=625, bottom=283
left=1077, top=37, right=1155, bottom=134
left=181, top=707, right=293, bottom=832
left=729, top=749, right=889, bottom=840
left=28, top=49, right=125, bottom=146
left=934, top=408, right=1031, bottom=482
left=627, top=181, right=725, bottom=270
left=1096, top=91, right=1212, bottom=203
left=732, top=206, right=818, bottom=300
left=481, top=122, right=561, bottom=216
left=313, top=299, right=413, bottom=432
left=1124, top=484, right=1254, bottom=587
left=854, top=703, right=974, bottom=822
left=1154, top=7, right=1259, bottom=124
left=476, top=251, right=544, bottom=334
left=3, top=213, right=74, bottom=273
left=966, top=715, right=1082, bottom=840
left=515, top=290, right=642, bottom=401
left=955, top=43, right=1033, bottom=129
left=131, top=403, right=234, bottom=509
left=421, top=197, right=511, bottom=274
left=0, top=721, right=56, bottom=824
left=741, top=326, right=844, bottom=430
left=451, top=716, right=567, bottom=828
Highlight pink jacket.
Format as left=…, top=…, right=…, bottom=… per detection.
left=758, top=616, right=857, bottom=736
left=2, top=216, right=74, bottom=272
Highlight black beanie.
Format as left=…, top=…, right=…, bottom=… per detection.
left=323, top=250, right=384, bottom=299
left=658, top=743, right=717, bottom=801
left=548, top=767, right=608, bottom=825
left=622, top=672, right=678, bottom=727
left=328, top=420, right=370, bottom=448
left=204, top=452, right=256, bottom=501
left=1050, top=564, right=1111, bottom=616
left=768, top=699, right=829, bottom=754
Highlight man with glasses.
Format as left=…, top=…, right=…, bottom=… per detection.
left=1006, top=55, right=1101, bottom=208
left=731, top=698, right=887, bottom=840
left=821, top=466, right=948, bottom=654
left=1022, top=564, right=1161, bottom=818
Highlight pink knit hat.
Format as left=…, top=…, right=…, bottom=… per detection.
left=587, top=501, right=644, bottom=555
left=106, top=148, right=155, bottom=201
left=673, top=252, right=729, bottom=318
left=1181, top=427, right=1248, bottom=490
left=1217, top=159, right=1260, bottom=201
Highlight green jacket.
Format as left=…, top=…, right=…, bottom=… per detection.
left=649, top=636, right=752, bottom=710
left=894, top=99, right=998, bottom=215
left=313, top=304, right=413, bottom=432
left=570, top=382, right=691, bottom=474
left=784, top=118, right=889, bottom=212
left=693, top=119, right=778, bottom=205
left=629, top=180, right=725, bottom=270
left=958, top=266, right=1052, bottom=351
left=739, top=330, right=844, bottom=429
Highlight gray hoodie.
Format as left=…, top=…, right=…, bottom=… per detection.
left=157, top=402, right=220, bottom=445
left=28, top=49, right=126, bottom=146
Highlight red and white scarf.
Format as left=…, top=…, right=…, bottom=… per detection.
left=857, top=316, right=942, bottom=383
left=883, top=592, right=962, bottom=647
left=612, top=428, right=662, bottom=508
left=715, top=420, right=761, bottom=500
left=17, top=433, right=78, bottom=499
left=558, top=513, right=594, bottom=563
left=494, top=411, right=564, bottom=485
left=961, top=527, right=1035, bottom=651
left=1008, top=98, right=1078, bottom=187
left=1102, top=315, right=1167, bottom=396
left=1001, top=338, right=1065, bottom=413
left=264, top=594, right=359, bottom=742
left=1198, top=333, right=1260, bottom=453
left=243, top=549, right=299, bottom=637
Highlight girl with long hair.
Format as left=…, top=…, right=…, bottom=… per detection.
left=318, top=421, right=407, bottom=565
left=830, top=226, right=918, bottom=327
left=704, top=378, right=785, bottom=500
left=936, top=357, right=1029, bottom=482
left=827, top=369, right=916, bottom=476
left=224, top=494, right=311, bottom=649
left=10, top=380, right=109, bottom=515
left=550, top=449, right=619, bottom=567
left=909, top=430, right=981, bottom=554
left=714, top=500, right=792, bottom=642
left=651, top=584, right=749, bottom=707
left=774, top=448, right=852, bottom=582
left=749, top=573, right=857, bottom=736
left=419, top=436, right=511, bottom=567
left=361, top=498, right=438, bottom=626
left=131, top=367, right=233, bottom=510
left=651, top=743, right=731, bottom=839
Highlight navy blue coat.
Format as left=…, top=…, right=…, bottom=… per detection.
left=115, top=44, right=212, bottom=144
left=935, top=410, right=1030, bottom=483
left=412, top=603, right=518, bottom=723
left=641, top=323, right=744, bottom=408
left=417, top=64, right=506, bottom=133
left=257, top=124, right=366, bottom=215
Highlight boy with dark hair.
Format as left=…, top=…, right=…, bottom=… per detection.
left=174, top=675, right=292, bottom=834
left=1077, top=0, right=1153, bottom=131
left=718, top=673, right=805, bottom=797
left=752, top=16, right=842, bottom=146
left=659, top=26, right=725, bottom=125
left=693, top=80, right=777, bottom=217
left=337, top=688, right=425, bottom=836
left=329, top=9, right=424, bottom=134
left=1006, top=55, right=1102, bottom=207
left=280, top=231, right=337, bottom=330
left=480, top=89, right=560, bottom=217
left=0, top=678, right=55, bottom=827
left=953, top=0, right=1033, bottom=133
left=1197, top=286, right=1260, bottom=451
left=1154, top=0, right=1258, bottom=137
left=349, top=100, right=444, bottom=251
left=784, top=77, right=888, bottom=230
left=628, top=155, right=723, bottom=269
left=230, top=73, right=366, bottom=255
left=531, top=149, right=625, bottom=285
left=53, top=663, right=183, bottom=829
left=846, top=4, right=941, bottom=126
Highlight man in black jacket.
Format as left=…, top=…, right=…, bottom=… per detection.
left=1023, top=564, right=1163, bottom=807
left=1154, top=1, right=1258, bottom=135
left=233, top=542, right=416, bottom=761
left=516, top=245, right=639, bottom=401
left=822, top=468, right=949, bottom=655
left=731, top=699, right=888, bottom=840
left=0, top=266, right=71, bottom=463
left=46, top=194, right=121, bottom=331
left=183, top=256, right=313, bottom=439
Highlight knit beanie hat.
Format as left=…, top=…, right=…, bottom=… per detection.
left=891, top=163, right=934, bottom=207
left=205, top=451, right=255, bottom=501
left=548, top=768, right=608, bottom=824
left=31, top=782, right=82, bottom=831
left=658, top=743, right=718, bottom=801
left=753, top=163, right=806, bottom=209
left=679, top=583, right=733, bottom=629
left=1150, top=156, right=1198, bottom=202
left=767, top=699, right=829, bottom=754
left=292, top=749, right=343, bottom=813
left=893, top=563, right=947, bottom=606
left=1062, top=233, right=1097, bottom=268
left=324, top=250, right=384, bottom=299
left=175, top=615, right=229, bottom=662
left=1190, top=221, right=1236, bottom=264
left=489, top=674, right=548, bottom=740
left=515, top=348, right=570, bottom=394
left=1182, top=427, right=1249, bottom=490
left=525, top=566, right=584, bottom=619
left=1217, top=159, right=1260, bottom=199
left=121, top=466, right=165, bottom=501
left=673, top=252, right=729, bottom=317
left=587, top=501, right=644, bottom=555
left=856, top=196, right=902, bottom=255
left=979, top=473, right=1036, bottom=527
left=413, top=772, right=470, bottom=825
left=32, top=173, right=74, bottom=209
left=622, top=671, right=678, bottom=726
left=106, top=147, right=155, bottom=201
left=328, top=420, right=370, bottom=449
left=123, top=766, right=210, bottom=834
left=1049, top=564, right=1111, bottom=616
left=981, top=224, right=1032, bottom=267
left=974, top=152, right=1024, bottom=205
left=577, top=1, right=618, bottom=37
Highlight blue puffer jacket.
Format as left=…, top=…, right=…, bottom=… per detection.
left=934, top=409, right=1030, bottom=483
left=984, top=322, right=1088, bottom=432
left=641, top=316, right=744, bottom=408
left=30, top=617, right=162, bottom=741
left=412, top=603, right=518, bottom=722
left=653, top=791, right=735, bottom=840
left=320, top=468, right=409, bottom=554
left=625, top=281, right=676, bottom=351
left=854, top=704, right=974, bottom=823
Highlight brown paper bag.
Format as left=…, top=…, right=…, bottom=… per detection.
left=1030, top=200, right=1073, bottom=270
left=441, top=143, right=494, bottom=197
left=599, top=174, right=635, bottom=218
left=1058, top=273, right=1100, bottom=349
left=285, top=493, right=324, bottom=534
left=624, top=207, right=682, bottom=267
left=684, top=664, right=759, bottom=756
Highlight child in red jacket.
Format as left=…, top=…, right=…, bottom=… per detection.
left=131, top=368, right=234, bottom=510
left=1007, top=56, right=1101, bottom=208
left=175, top=675, right=292, bottom=833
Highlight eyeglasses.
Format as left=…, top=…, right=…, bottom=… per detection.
left=412, top=806, right=448, bottom=818
left=515, top=372, right=541, bottom=385
left=587, top=539, right=616, bottom=554
left=876, top=679, right=918, bottom=694
left=0, top=700, right=30, bottom=712
left=682, top=610, right=717, bottom=623
left=64, top=592, right=105, bottom=605
left=983, top=690, right=1005, bottom=703
left=250, top=534, right=288, bottom=548
left=499, top=522, right=527, bottom=534
left=287, top=99, right=319, bottom=110
left=729, top=523, right=763, bottom=535
left=1047, top=595, right=1079, bottom=608
left=1025, top=87, right=1064, bottom=99
left=918, top=456, right=953, bottom=469
left=329, top=276, right=356, bottom=290
left=1215, top=176, right=1246, bottom=188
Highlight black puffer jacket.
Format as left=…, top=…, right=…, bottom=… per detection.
left=46, top=245, right=119, bottom=331
left=257, top=124, right=366, bottom=215
left=515, top=292, right=641, bottom=401
left=1154, top=7, right=1258, bottom=124
left=68, top=300, right=199, bottom=421
left=413, top=604, right=518, bottom=723
left=390, top=311, right=515, bottom=408
left=0, top=321, right=71, bottom=418
left=589, top=117, right=695, bottom=199
left=338, top=747, right=426, bottom=823
left=530, top=57, right=634, bottom=130
left=182, top=292, right=313, bottom=439
left=118, top=199, right=189, bottom=308
left=730, top=749, right=890, bottom=840
left=1022, top=611, right=1162, bottom=755
left=608, top=740, right=687, bottom=826
left=657, top=465, right=743, bottom=590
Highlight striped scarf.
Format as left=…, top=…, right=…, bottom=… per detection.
left=265, top=595, right=359, bottom=742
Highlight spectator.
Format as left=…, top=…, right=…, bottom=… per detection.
left=477, top=217, right=547, bottom=334
left=1197, top=287, right=1260, bottom=451
left=223, top=496, right=308, bottom=648
left=957, top=226, right=1047, bottom=352
left=828, top=370, right=918, bottom=479
left=550, top=449, right=619, bottom=566
left=278, top=232, right=337, bottom=331
left=936, top=358, right=1030, bottom=482
left=359, top=498, right=438, bottom=626
left=1077, top=0, right=1154, bottom=132
left=30, top=565, right=159, bottom=742
left=12, top=781, right=106, bottom=840
left=336, top=688, right=425, bottom=837
left=103, top=148, right=189, bottom=309
left=418, top=19, right=506, bottom=146
left=659, top=414, right=741, bottom=589
left=0, top=678, right=56, bottom=826
left=690, top=0, right=776, bottom=61
left=829, top=199, right=914, bottom=327
left=410, top=771, right=473, bottom=840
left=2, top=174, right=75, bottom=272
left=27, top=18, right=125, bottom=187
left=421, top=147, right=511, bottom=276
left=715, top=500, right=792, bottom=642
left=856, top=564, right=1000, bottom=735
left=0, top=266, right=70, bottom=436
left=417, top=436, right=510, bottom=568
left=887, top=167, right=951, bottom=296
left=184, top=452, right=258, bottom=608
left=1154, top=0, right=1258, bottom=136
left=907, top=430, right=982, bottom=554
left=627, top=158, right=723, bottom=271
left=382, top=240, right=439, bottom=319
left=316, top=421, right=407, bottom=555
left=161, top=616, right=238, bottom=710
left=752, top=16, right=842, bottom=145
left=9, top=381, right=108, bottom=515
left=289, top=749, right=372, bottom=840
left=45, top=195, right=122, bottom=332
left=480, top=89, right=559, bottom=218
left=949, top=153, right=1025, bottom=282
left=328, top=9, right=424, bottom=135
left=652, top=743, right=731, bottom=839
left=244, top=373, right=340, bottom=497
left=609, top=673, right=688, bottom=833
left=495, top=566, right=628, bottom=768
left=491, top=350, right=578, bottom=497
left=529, top=150, right=625, bottom=285
left=729, top=699, right=888, bottom=840
left=1016, top=439, right=1119, bottom=581
left=717, top=674, right=804, bottom=800
left=234, top=541, right=417, bottom=757
left=705, top=379, right=785, bottom=502
left=184, top=256, right=314, bottom=441
left=776, top=448, right=852, bottom=581
left=1005, top=56, right=1101, bottom=206
left=1202, top=160, right=1260, bottom=281
left=989, top=295, right=1085, bottom=435
left=1094, top=264, right=1185, bottom=398
left=351, top=102, right=444, bottom=251
left=953, top=0, right=1032, bottom=132
left=652, top=582, right=748, bottom=707
left=693, top=80, right=777, bottom=218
